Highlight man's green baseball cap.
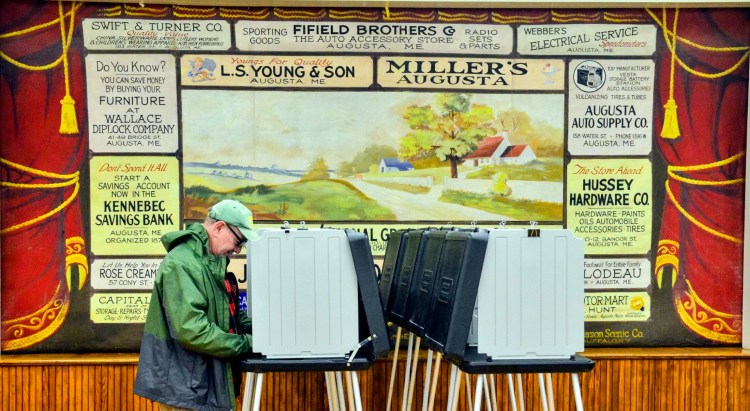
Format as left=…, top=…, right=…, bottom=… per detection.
left=208, top=199, right=260, bottom=241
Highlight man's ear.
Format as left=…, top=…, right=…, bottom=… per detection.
left=208, top=220, right=224, bottom=236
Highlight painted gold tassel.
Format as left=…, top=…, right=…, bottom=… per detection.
left=59, top=94, right=78, bottom=134
left=660, top=98, right=680, bottom=139
left=58, top=1, right=78, bottom=134
left=660, top=8, right=680, bottom=139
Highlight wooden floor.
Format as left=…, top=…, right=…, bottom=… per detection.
left=1, top=348, right=749, bottom=410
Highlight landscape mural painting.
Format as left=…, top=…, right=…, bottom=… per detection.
left=182, top=91, right=565, bottom=227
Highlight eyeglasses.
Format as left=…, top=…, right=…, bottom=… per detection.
left=222, top=221, right=247, bottom=248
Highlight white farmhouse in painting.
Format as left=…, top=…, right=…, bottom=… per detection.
left=379, top=158, right=414, bottom=173
left=464, top=130, right=536, bottom=167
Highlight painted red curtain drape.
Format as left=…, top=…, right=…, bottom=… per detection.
left=653, top=8, right=749, bottom=343
left=1, top=0, right=93, bottom=351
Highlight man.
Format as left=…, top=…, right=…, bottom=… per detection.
left=134, top=199, right=259, bottom=411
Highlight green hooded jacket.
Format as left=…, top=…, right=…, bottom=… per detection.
left=134, top=223, right=253, bottom=410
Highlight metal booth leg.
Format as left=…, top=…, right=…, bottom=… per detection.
left=407, top=336, right=422, bottom=411
left=446, top=364, right=458, bottom=411
left=488, top=374, right=498, bottom=411
left=465, top=373, right=473, bottom=411
left=571, top=373, right=584, bottom=411
left=402, top=332, right=415, bottom=411
left=515, top=374, right=525, bottom=411
left=544, top=373, right=555, bottom=411
left=251, top=373, right=263, bottom=411
left=325, top=371, right=339, bottom=411
left=351, top=371, right=364, bottom=411
left=506, top=374, right=518, bottom=411
left=482, top=375, right=492, bottom=411
left=450, top=368, right=463, bottom=411
left=336, top=372, right=347, bottom=411
left=422, top=350, right=434, bottom=411
left=345, top=372, right=356, bottom=411
left=472, top=372, right=484, bottom=411
left=241, top=372, right=255, bottom=411
left=386, top=327, right=402, bottom=411
left=426, top=352, right=442, bottom=411
left=537, top=374, right=549, bottom=411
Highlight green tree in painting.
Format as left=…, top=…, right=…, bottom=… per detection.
left=301, top=157, right=330, bottom=181
left=399, top=93, right=495, bottom=178
left=336, top=160, right=356, bottom=178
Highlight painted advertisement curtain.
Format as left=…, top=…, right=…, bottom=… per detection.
left=1, top=0, right=748, bottom=353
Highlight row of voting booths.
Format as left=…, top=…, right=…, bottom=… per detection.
left=240, top=223, right=594, bottom=411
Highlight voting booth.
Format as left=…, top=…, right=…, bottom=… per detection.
left=422, top=229, right=489, bottom=362
left=477, top=228, right=585, bottom=360
left=247, top=226, right=390, bottom=360
left=241, top=226, right=391, bottom=410
left=379, top=228, right=409, bottom=314
left=389, top=228, right=433, bottom=326
left=248, top=227, right=359, bottom=359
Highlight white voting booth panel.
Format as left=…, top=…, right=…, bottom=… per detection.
left=248, top=228, right=359, bottom=359
left=477, top=229, right=584, bottom=359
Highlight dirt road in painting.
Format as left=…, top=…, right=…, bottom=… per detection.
left=347, top=179, right=509, bottom=221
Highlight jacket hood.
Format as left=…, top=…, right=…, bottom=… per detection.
left=161, top=223, right=209, bottom=254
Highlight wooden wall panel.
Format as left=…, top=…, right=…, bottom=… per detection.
left=1, top=350, right=749, bottom=411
